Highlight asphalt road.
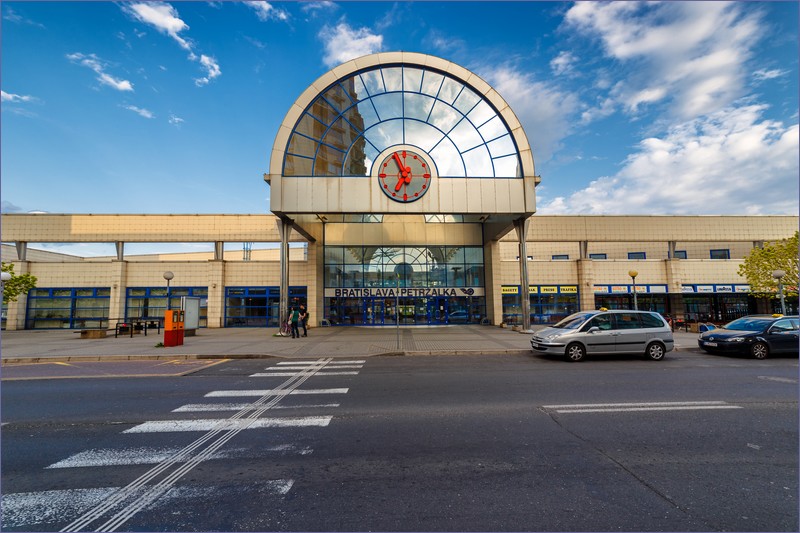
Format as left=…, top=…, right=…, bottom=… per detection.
left=2, top=348, right=797, bottom=532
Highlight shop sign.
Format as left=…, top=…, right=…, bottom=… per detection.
left=734, top=285, right=750, bottom=293
left=696, top=285, right=714, bottom=293
left=649, top=285, right=667, bottom=293
left=611, top=285, right=629, bottom=293
left=559, top=286, right=578, bottom=293
left=528, top=286, right=538, bottom=294
left=325, top=287, right=485, bottom=298
left=502, top=286, right=519, bottom=294
left=681, top=285, right=695, bottom=293
left=541, top=286, right=558, bottom=293
left=716, top=285, right=733, bottom=293
left=594, top=285, right=609, bottom=293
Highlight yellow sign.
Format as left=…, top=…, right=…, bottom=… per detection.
left=528, top=286, right=538, bottom=294
left=560, top=286, right=577, bottom=293
left=502, top=286, right=519, bottom=294
left=541, top=286, right=557, bottom=293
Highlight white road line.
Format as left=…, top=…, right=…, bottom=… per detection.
left=61, top=357, right=334, bottom=532
left=542, top=401, right=742, bottom=414
left=250, top=371, right=359, bottom=377
left=205, top=388, right=349, bottom=397
left=266, top=365, right=363, bottom=370
left=552, top=405, right=743, bottom=414
left=46, top=445, right=312, bottom=469
left=758, top=375, right=798, bottom=384
left=172, top=403, right=340, bottom=412
left=542, top=401, right=729, bottom=409
left=276, top=360, right=365, bottom=365
left=123, top=416, right=333, bottom=433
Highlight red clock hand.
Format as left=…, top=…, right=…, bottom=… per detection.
left=392, top=152, right=405, bottom=172
left=395, top=176, right=404, bottom=192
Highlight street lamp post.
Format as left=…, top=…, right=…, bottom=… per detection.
left=628, top=270, right=638, bottom=310
left=772, top=269, right=787, bottom=315
left=163, top=271, right=174, bottom=311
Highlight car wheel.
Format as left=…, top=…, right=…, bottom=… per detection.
left=565, top=343, right=586, bottom=362
left=751, top=341, right=769, bottom=360
left=646, top=341, right=666, bottom=361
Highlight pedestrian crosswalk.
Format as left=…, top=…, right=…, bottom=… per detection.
left=2, top=358, right=364, bottom=532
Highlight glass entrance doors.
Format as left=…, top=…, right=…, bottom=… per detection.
left=325, top=296, right=486, bottom=326
left=428, top=297, right=448, bottom=324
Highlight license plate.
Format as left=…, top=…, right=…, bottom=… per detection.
left=703, top=341, right=718, bottom=347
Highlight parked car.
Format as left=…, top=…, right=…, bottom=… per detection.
left=698, top=315, right=799, bottom=359
left=530, top=309, right=674, bottom=362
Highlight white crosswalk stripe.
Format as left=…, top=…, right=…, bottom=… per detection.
left=173, top=403, right=340, bottom=412
left=251, top=371, right=359, bottom=376
left=205, top=388, right=349, bottom=397
left=123, top=417, right=333, bottom=433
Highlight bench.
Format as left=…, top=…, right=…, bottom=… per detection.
left=76, top=329, right=108, bottom=339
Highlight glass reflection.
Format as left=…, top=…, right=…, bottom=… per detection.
left=285, top=64, right=522, bottom=178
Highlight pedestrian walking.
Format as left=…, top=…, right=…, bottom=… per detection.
left=290, top=306, right=301, bottom=339
left=299, top=304, right=309, bottom=337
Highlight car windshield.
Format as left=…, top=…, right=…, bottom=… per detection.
left=722, top=317, right=772, bottom=331
left=552, top=312, right=596, bottom=329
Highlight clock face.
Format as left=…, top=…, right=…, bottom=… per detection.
left=377, top=149, right=432, bottom=203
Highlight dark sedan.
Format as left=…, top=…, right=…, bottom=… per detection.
left=698, top=315, right=799, bottom=359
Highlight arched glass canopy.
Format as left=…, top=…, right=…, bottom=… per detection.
left=284, top=64, right=522, bottom=178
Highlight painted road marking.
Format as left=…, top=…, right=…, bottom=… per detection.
left=173, top=402, right=340, bottom=412
left=276, top=360, right=365, bottom=365
left=266, top=365, right=363, bottom=370
left=758, top=375, right=798, bottom=384
left=46, top=445, right=312, bottom=469
left=250, top=371, right=359, bottom=377
left=542, top=401, right=742, bottom=414
left=123, top=416, right=333, bottom=433
left=61, top=357, right=334, bottom=532
left=205, top=388, right=349, bottom=397
left=3, top=481, right=294, bottom=530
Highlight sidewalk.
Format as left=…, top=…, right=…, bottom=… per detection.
left=0, top=325, right=701, bottom=363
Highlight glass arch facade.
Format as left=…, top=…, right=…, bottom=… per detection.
left=284, top=64, right=522, bottom=179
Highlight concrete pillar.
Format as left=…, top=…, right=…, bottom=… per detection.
left=109, top=260, right=128, bottom=327
left=579, top=241, right=588, bottom=260
left=668, top=241, right=676, bottom=259
left=214, top=242, right=224, bottom=261
left=483, top=240, right=502, bottom=325
left=15, top=242, right=27, bottom=262
left=278, top=218, right=293, bottom=331
left=514, top=217, right=531, bottom=331
left=207, top=260, right=225, bottom=328
left=577, top=259, right=595, bottom=311
left=115, top=242, right=125, bottom=261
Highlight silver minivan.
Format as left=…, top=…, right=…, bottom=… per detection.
left=530, top=309, right=674, bottom=362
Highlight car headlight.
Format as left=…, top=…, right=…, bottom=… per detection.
left=730, top=337, right=746, bottom=342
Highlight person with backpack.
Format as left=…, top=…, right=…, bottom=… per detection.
left=300, top=304, right=309, bottom=337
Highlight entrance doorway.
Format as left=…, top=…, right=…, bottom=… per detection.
left=428, top=297, right=448, bottom=324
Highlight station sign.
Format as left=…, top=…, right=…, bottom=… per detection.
left=325, top=287, right=485, bottom=298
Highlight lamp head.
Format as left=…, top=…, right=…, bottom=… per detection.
left=163, top=271, right=174, bottom=281
left=628, top=270, right=638, bottom=279
left=772, top=269, right=786, bottom=280
left=1, top=272, right=11, bottom=282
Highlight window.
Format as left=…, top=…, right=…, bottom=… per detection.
left=551, top=254, right=569, bottom=260
left=673, top=250, right=687, bottom=259
left=25, top=288, right=110, bottom=329
left=628, top=252, right=646, bottom=260
left=615, top=313, right=642, bottom=329
left=585, top=314, right=613, bottom=331
left=589, top=253, right=607, bottom=260
left=640, top=312, right=666, bottom=328
left=710, top=249, right=730, bottom=259
left=515, top=256, right=533, bottom=260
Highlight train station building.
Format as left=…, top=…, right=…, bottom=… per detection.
left=2, top=53, right=797, bottom=331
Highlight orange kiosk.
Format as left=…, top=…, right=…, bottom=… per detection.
left=164, top=309, right=185, bottom=347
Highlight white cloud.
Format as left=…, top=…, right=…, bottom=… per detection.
left=753, top=68, right=789, bottom=82
left=124, top=2, right=192, bottom=51
left=122, top=105, right=154, bottom=119
left=319, top=22, right=383, bottom=68
left=539, top=103, right=799, bottom=215
left=66, top=53, right=134, bottom=91
left=564, top=2, right=764, bottom=119
left=246, top=1, right=289, bottom=22
left=194, top=54, right=221, bottom=86
left=169, top=114, right=185, bottom=126
left=123, top=2, right=221, bottom=86
left=479, top=64, right=579, bottom=164
left=550, top=51, right=577, bottom=76
left=302, top=2, right=337, bottom=14
left=1, top=91, right=35, bottom=103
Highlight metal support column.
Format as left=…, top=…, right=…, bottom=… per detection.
left=278, top=218, right=293, bottom=332
left=514, top=217, right=532, bottom=332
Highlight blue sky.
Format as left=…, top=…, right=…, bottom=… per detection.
left=2, top=1, right=798, bottom=227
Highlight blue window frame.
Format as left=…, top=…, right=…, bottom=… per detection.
left=673, top=250, right=687, bottom=259
left=552, top=254, right=569, bottom=260
left=225, top=286, right=307, bottom=327
left=126, top=287, right=208, bottom=326
left=25, top=287, right=110, bottom=329
left=589, top=253, right=607, bottom=260
left=628, top=252, right=646, bottom=260
left=710, top=249, right=730, bottom=259
left=284, top=64, right=522, bottom=178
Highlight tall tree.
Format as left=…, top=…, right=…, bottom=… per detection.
left=2, top=262, right=38, bottom=305
left=737, top=231, right=798, bottom=297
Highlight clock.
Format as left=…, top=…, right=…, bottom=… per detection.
left=377, top=149, right=432, bottom=203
